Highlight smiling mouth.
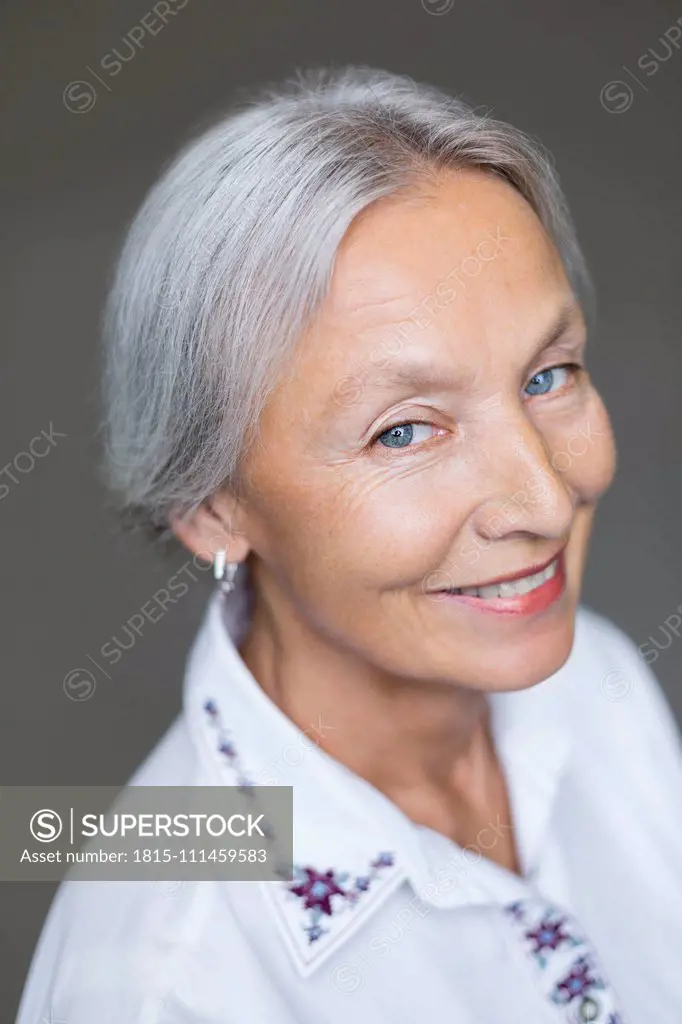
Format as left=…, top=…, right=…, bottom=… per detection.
left=433, top=549, right=565, bottom=600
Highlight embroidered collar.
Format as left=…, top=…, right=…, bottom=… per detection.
left=182, top=562, right=576, bottom=977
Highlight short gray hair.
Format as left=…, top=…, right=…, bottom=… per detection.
left=101, top=65, right=592, bottom=540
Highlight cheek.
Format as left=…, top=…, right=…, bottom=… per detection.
left=316, top=466, right=470, bottom=586
left=543, top=389, right=617, bottom=502
left=260, top=455, right=474, bottom=597
left=242, top=456, right=444, bottom=590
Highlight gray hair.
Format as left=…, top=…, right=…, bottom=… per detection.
left=101, top=65, right=593, bottom=541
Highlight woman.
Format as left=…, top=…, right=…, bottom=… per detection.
left=17, top=66, right=682, bottom=1024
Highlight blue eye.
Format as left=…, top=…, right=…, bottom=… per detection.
left=525, top=363, right=580, bottom=397
left=374, top=422, right=438, bottom=450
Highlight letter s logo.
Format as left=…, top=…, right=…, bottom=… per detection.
left=30, top=809, right=63, bottom=842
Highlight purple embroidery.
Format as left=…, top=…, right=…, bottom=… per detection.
left=290, top=868, right=347, bottom=915
left=526, top=917, right=572, bottom=954
left=287, top=852, right=396, bottom=944
left=506, top=902, right=581, bottom=968
left=203, top=697, right=397, bottom=941
left=507, top=900, right=526, bottom=923
left=218, top=739, right=237, bottom=759
left=203, top=697, right=256, bottom=794
left=204, top=696, right=291, bottom=877
left=505, top=899, right=626, bottom=1022
left=553, top=954, right=603, bottom=1005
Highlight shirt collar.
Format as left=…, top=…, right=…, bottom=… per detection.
left=182, top=562, right=575, bottom=976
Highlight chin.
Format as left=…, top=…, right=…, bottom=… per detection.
left=468, top=607, right=578, bottom=693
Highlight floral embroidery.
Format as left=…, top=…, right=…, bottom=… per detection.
left=529, top=918, right=574, bottom=955
left=553, top=954, right=605, bottom=1005
left=287, top=852, right=396, bottom=944
left=505, top=899, right=627, bottom=1022
left=204, top=697, right=397, bottom=938
left=507, top=901, right=581, bottom=968
left=203, top=697, right=290, bottom=877
left=203, top=698, right=257, bottom=795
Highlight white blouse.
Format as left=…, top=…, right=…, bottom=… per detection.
left=16, top=566, right=682, bottom=1024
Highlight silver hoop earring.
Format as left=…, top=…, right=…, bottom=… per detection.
left=213, top=548, right=238, bottom=594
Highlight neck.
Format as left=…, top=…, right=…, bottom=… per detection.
left=237, top=569, right=498, bottom=812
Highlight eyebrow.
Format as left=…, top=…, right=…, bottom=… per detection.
left=347, top=299, right=584, bottom=397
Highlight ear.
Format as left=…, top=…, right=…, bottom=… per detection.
left=170, top=490, right=251, bottom=567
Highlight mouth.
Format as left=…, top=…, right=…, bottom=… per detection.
left=427, top=546, right=568, bottom=616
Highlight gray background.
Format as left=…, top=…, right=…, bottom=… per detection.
left=1, top=0, right=680, bottom=1019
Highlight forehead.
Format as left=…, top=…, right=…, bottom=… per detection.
left=279, top=168, right=582, bottom=425
left=320, top=167, right=570, bottom=336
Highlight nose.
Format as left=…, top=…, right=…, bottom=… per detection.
left=472, top=411, right=576, bottom=543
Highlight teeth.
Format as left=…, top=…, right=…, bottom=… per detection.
left=449, top=558, right=557, bottom=599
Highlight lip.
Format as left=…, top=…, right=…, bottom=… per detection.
left=438, top=545, right=567, bottom=591
left=428, top=549, right=567, bottom=617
